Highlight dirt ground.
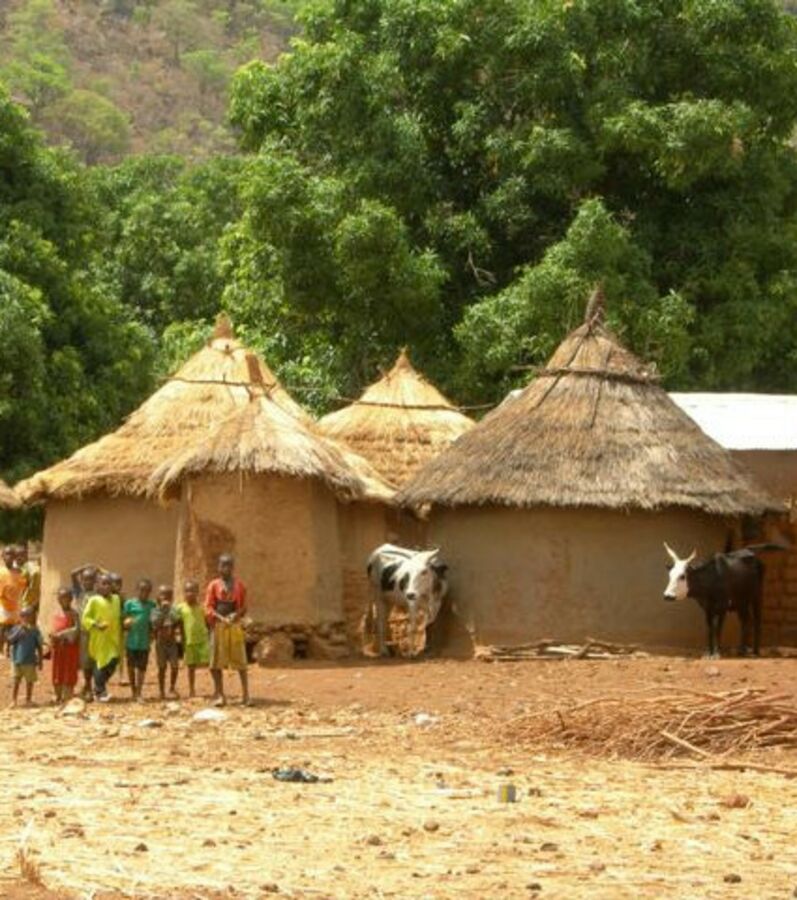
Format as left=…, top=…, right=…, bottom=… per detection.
left=1, top=655, right=797, bottom=899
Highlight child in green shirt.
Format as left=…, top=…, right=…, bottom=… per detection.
left=122, top=579, right=155, bottom=701
left=176, top=579, right=210, bottom=699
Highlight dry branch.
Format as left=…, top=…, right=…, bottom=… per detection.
left=505, top=687, right=797, bottom=760
left=476, top=638, right=644, bottom=662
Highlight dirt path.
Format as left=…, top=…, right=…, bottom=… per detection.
left=0, top=656, right=796, bottom=898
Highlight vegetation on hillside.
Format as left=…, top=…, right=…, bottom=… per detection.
left=0, top=0, right=296, bottom=161
left=1, top=0, right=797, bottom=521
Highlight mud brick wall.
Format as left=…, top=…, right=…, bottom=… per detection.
left=761, top=516, right=797, bottom=645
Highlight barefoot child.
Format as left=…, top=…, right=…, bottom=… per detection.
left=81, top=573, right=121, bottom=703
left=151, top=586, right=181, bottom=700
left=50, top=588, right=79, bottom=703
left=205, top=554, right=250, bottom=707
left=0, top=545, right=25, bottom=655
left=176, top=580, right=209, bottom=698
left=122, top=579, right=155, bottom=701
left=71, top=565, right=98, bottom=699
left=8, top=606, right=43, bottom=706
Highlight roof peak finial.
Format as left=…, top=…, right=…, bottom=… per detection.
left=212, top=312, right=234, bottom=341
left=584, top=283, right=605, bottom=328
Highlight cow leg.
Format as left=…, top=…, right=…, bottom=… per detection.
left=704, top=609, right=723, bottom=659
left=736, top=608, right=750, bottom=658
left=376, top=595, right=389, bottom=657
left=713, top=611, right=726, bottom=658
left=407, top=601, right=417, bottom=658
left=703, top=609, right=716, bottom=658
left=752, top=584, right=763, bottom=657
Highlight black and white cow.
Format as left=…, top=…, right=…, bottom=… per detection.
left=663, top=541, right=785, bottom=658
left=366, top=544, right=449, bottom=657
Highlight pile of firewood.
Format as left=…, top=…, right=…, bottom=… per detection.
left=504, top=687, right=797, bottom=760
left=475, top=638, right=645, bottom=661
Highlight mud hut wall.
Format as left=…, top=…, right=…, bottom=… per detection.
left=174, top=474, right=344, bottom=628
left=337, top=501, right=389, bottom=645
left=426, top=506, right=730, bottom=649
left=39, top=496, right=178, bottom=623
left=733, top=450, right=797, bottom=644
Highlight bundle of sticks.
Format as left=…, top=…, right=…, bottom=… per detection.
left=505, top=688, right=797, bottom=760
left=475, top=638, right=644, bottom=662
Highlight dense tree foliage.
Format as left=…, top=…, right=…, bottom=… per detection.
left=2, top=0, right=797, bottom=505
left=229, top=0, right=797, bottom=399
left=0, top=86, right=153, bottom=482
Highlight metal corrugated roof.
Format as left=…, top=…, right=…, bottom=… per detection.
left=670, top=393, right=797, bottom=451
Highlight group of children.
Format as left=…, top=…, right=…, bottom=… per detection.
left=1, top=549, right=251, bottom=708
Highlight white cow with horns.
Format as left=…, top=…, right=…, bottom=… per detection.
left=366, top=544, right=449, bottom=657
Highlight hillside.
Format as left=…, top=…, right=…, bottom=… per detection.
left=0, top=0, right=297, bottom=162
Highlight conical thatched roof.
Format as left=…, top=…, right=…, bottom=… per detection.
left=400, top=291, right=778, bottom=516
left=318, top=350, right=473, bottom=488
left=17, top=317, right=311, bottom=504
left=0, top=479, right=19, bottom=509
left=151, top=390, right=394, bottom=504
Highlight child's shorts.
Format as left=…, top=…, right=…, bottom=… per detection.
left=13, top=664, right=37, bottom=683
left=126, top=649, right=150, bottom=671
left=156, top=642, right=179, bottom=668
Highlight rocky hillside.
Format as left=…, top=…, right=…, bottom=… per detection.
left=0, top=0, right=296, bottom=162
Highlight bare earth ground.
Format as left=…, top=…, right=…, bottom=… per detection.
left=1, top=656, right=796, bottom=899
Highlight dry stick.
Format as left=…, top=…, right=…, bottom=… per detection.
left=655, top=760, right=797, bottom=778
left=659, top=730, right=712, bottom=758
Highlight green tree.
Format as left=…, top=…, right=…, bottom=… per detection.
left=229, top=0, right=797, bottom=401
left=182, top=49, right=230, bottom=96
left=219, top=150, right=447, bottom=402
left=42, top=89, right=131, bottom=164
left=0, top=86, right=153, bottom=482
left=89, top=154, right=244, bottom=338
left=0, top=0, right=71, bottom=111
left=152, top=0, right=206, bottom=64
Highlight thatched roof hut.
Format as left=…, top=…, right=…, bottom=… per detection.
left=0, top=480, right=19, bottom=509
left=17, top=315, right=307, bottom=504
left=151, top=390, right=393, bottom=505
left=16, top=316, right=315, bottom=624
left=319, top=350, right=473, bottom=488
left=149, top=391, right=394, bottom=647
left=400, top=297, right=774, bottom=515
left=398, top=289, right=778, bottom=651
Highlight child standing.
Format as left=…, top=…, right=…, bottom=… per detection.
left=109, top=573, right=127, bottom=687
left=205, top=554, right=250, bottom=707
left=122, top=579, right=155, bottom=701
left=50, top=588, right=80, bottom=704
left=71, top=565, right=99, bottom=699
left=81, top=573, right=121, bottom=703
left=0, top=545, right=25, bottom=655
left=176, top=580, right=209, bottom=698
left=151, top=586, right=181, bottom=700
left=8, top=606, right=43, bottom=706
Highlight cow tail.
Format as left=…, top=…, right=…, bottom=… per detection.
left=745, top=543, right=790, bottom=554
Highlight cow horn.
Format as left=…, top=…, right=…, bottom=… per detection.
left=663, top=542, right=679, bottom=563
left=687, top=548, right=697, bottom=564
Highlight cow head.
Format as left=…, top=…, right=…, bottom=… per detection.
left=663, top=542, right=696, bottom=601
left=398, top=549, right=441, bottom=603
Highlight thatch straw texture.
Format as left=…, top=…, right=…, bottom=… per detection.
left=400, top=312, right=778, bottom=516
left=0, top=479, right=19, bottom=509
left=319, top=350, right=473, bottom=488
left=17, top=320, right=311, bottom=503
left=151, top=390, right=395, bottom=504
